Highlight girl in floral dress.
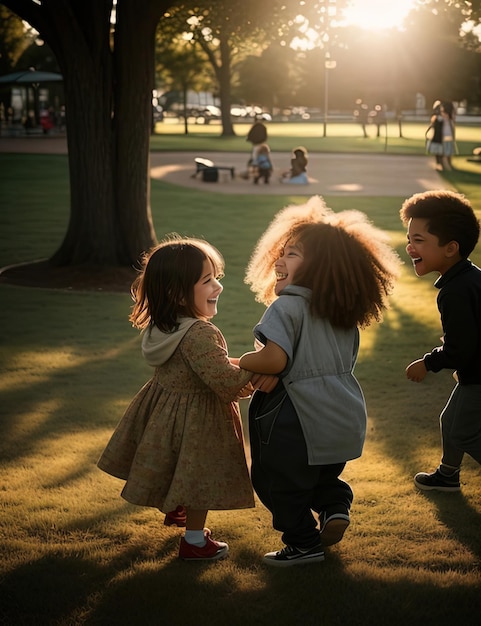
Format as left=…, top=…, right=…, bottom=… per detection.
left=98, top=236, right=273, bottom=561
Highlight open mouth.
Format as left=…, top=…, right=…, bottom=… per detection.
left=412, top=257, right=422, bottom=265
left=276, top=272, right=288, bottom=280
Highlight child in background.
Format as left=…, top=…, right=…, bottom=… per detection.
left=241, top=121, right=268, bottom=180
left=252, top=143, right=273, bottom=184
left=239, top=196, right=400, bottom=566
left=400, top=190, right=481, bottom=491
left=281, top=146, right=308, bottom=184
left=98, top=236, right=274, bottom=561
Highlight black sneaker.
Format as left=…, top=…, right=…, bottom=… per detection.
left=414, top=469, right=460, bottom=492
left=319, top=512, right=350, bottom=546
left=263, top=544, right=325, bottom=567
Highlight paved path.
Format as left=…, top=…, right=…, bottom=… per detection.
left=0, top=135, right=451, bottom=197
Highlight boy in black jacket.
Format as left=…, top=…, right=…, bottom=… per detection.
left=400, top=190, right=481, bottom=491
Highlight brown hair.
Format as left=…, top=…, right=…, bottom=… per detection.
left=245, top=196, right=401, bottom=328
left=130, top=235, right=224, bottom=331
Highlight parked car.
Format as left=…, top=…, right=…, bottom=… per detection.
left=174, top=104, right=221, bottom=124
left=230, top=104, right=271, bottom=121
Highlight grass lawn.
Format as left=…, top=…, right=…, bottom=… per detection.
left=150, top=120, right=481, bottom=157
left=1, top=144, right=481, bottom=625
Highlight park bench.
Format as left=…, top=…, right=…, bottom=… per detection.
left=192, top=157, right=235, bottom=182
left=467, top=147, right=481, bottom=164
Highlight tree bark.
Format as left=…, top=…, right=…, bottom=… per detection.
left=3, top=0, right=169, bottom=267
left=218, top=35, right=235, bottom=137
left=197, top=27, right=235, bottom=137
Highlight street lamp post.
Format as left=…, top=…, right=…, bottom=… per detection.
left=323, top=53, right=329, bottom=138
left=323, top=53, right=336, bottom=138
left=321, top=0, right=336, bottom=138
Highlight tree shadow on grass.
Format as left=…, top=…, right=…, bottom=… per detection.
left=3, top=542, right=479, bottom=626
left=354, top=295, right=481, bottom=562
left=416, top=490, right=481, bottom=559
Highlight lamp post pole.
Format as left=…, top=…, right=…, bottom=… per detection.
left=321, top=0, right=336, bottom=138
left=323, top=53, right=330, bottom=138
left=323, top=53, right=336, bottom=138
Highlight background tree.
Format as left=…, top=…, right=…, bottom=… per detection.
left=0, top=6, right=32, bottom=120
left=0, top=5, right=31, bottom=74
left=1, top=0, right=171, bottom=269
left=155, top=32, right=214, bottom=135
left=162, top=0, right=306, bottom=136
left=236, top=44, right=296, bottom=113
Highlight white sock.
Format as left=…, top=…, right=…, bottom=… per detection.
left=184, top=530, right=206, bottom=547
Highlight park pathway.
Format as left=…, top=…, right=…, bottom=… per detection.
left=0, top=135, right=452, bottom=197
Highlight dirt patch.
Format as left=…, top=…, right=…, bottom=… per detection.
left=0, top=259, right=137, bottom=293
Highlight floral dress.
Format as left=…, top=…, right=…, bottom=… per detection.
left=97, top=320, right=255, bottom=512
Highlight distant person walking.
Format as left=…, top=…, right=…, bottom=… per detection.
left=440, top=101, right=456, bottom=170
left=354, top=99, right=369, bottom=138
left=425, top=100, right=444, bottom=170
left=372, top=104, right=386, bottom=138
left=426, top=100, right=456, bottom=171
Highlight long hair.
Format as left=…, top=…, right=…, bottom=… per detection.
left=245, top=196, right=401, bottom=328
left=130, top=235, right=224, bottom=331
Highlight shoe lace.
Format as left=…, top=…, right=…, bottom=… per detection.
left=278, top=545, right=301, bottom=557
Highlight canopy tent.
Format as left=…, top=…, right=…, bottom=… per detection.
left=0, top=70, right=64, bottom=130
left=0, top=70, right=63, bottom=84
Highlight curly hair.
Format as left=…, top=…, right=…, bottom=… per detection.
left=400, top=190, right=479, bottom=258
left=245, top=196, right=401, bottom=328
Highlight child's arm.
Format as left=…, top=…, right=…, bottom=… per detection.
left=239, top=340, right=287, bottom=375
left=230, top=357, right=278, bottom=392
left=251, top=373, right=279, bottom=393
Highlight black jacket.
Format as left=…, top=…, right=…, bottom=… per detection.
left=424, top=259, right=481, bottom=384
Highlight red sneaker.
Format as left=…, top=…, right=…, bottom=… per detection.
left=164, top=505, right=187, bottom=527
left=179, top=530, right=229, bottom=561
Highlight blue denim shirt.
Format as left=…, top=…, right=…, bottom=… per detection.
left=253, top=285, right=367, bottom=464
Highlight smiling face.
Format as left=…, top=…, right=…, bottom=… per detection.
left=406, top=217, right=459, bottom=277
left=193, top=259, right=223, bottom=320
left=274, top=240, right=304, bottom=295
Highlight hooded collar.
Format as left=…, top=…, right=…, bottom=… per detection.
left=142, top=317, right=200, bottom=366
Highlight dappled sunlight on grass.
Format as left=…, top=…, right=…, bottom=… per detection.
left=2, top=280, right=480, bottom=623
left=1, top=341, right=140, bottom=392
left=0, top=350, right=92, bottom=391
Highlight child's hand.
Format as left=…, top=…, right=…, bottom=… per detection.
left=251, top=373, right=279, bottom=393
left=237, top=381, right=255, bottom=399
left=406, top=359, right=427, bottom=383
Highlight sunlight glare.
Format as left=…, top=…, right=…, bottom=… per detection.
left=342, top=0, right=416, bottom=31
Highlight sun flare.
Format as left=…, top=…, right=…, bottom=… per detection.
left=342, top=0, right=416, bottom=31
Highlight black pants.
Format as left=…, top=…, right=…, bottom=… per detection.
left=249, top=383, right=353, bottom=549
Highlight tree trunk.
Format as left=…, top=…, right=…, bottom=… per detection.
left=4, top=0, right=169, bottom=268
left=112, top=0, right=160, bottom=265
left=218, top=36, right=235, bottom=137
left=199, top=30, right=235, bottom=138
